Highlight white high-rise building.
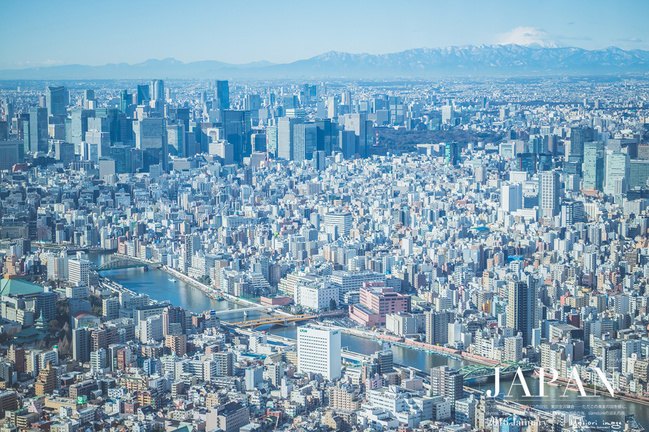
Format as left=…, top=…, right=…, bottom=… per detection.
left=68, top=258, right=91, bottom=286
left=604, top=150, right=629, bottom=196
left=504, top=335, right=523, bottom=362
left=90, top=348, right=107, bottom=373
left=500, top=184, right=522, bottom=213
left=46, top=252, right=68, bottom=281
left=139, top=315, right=163, bottom=343
left=539, top=170, right=559, bottom=218
left=441, top=105, right=455, bottom=124
left=297, top=326, right=341, bottom=380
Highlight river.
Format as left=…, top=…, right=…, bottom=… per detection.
left=97, top=257, right=646, bottom=429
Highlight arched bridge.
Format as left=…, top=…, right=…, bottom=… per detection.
left=96, top=255, right=160, bottom=271
left=461, top=360, right=533, bottom=380
left=228, top=314, right=317, bottom=328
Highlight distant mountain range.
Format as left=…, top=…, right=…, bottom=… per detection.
left=2, top=45, right=649, bottom=80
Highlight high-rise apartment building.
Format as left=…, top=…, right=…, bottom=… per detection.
left=539, top=170, right=559, bottom=218
left=430, top=366, right=464, bottom=406
left=506, top=280, right=537, bottom=346
left=68, top=258, right=91, bottom=286
left=425, top=310, right=454, bottom=345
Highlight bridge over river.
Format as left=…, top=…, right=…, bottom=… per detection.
left=95, top=254, right=162, bottom=271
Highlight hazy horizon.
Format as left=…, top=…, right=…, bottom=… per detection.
left=1, top=0, right=648, bottom=69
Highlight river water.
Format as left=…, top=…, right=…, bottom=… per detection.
left=98, top=261, right=646, bottom=429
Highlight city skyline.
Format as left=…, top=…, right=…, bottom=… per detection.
left=1, top=0, right=648, bottom=69
left=2, top=1, right=649, bottom=430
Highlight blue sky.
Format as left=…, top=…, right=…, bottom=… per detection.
left=1, top=0, right=647, bottom=68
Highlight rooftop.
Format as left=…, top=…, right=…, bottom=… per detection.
left=0, top=278, right=44, bottom=297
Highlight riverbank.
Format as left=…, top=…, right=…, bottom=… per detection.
left=326, top=323, right=649, bottom=410
left=160, top=265, right=262, bottom=309
left=328, top=324, right=499, bottom=367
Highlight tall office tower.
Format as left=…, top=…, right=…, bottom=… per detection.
left=582, top=141, right=605, bottom=191
left=45, top=86, right=68, bottom=120
left=136, top=84, right=150, bottom=105
left=216, top=80, right=230, bottom=111
left=120, top=90, right=132, bottom=114
left=338, top=130, right=356, bottom=159
left=528, top=134, right=544, bottom=154
left=172, top=107, right=190, bottom=131
left=2, top=99, right=14, bottom=123
left=604, top=150, right=630, bottom=196
left=221, top=110, right=251, bottom=163
left=96, top=108, right=129, bottom=144
left=244, top=94, right=262, bottom=121
left=66, top=108, right=93, bottom=151
left=313, top=150, right=326, bottom=170
left=539, top=170, right=559, bottom=218
left=24, top=107, right=48, bottom=153
left=277, top=117, right=300, bottom=160
left=151, top=80, right=165, bottom=102
left=425, top=310, right=454, bottom=345
left=297, top=326, right=341, bottom=380
left=72, top=327, right=91, bottom=363
left=445, top=142, right=461, bottom=166
left=501, top=184, right=523, bottom=213
left=441, top=105, right=455, bottom=124
left=36, top=291, right=57, bottom=322
left=538, top=153, right=553, bottom=171
left=516, top=153, right=536, bottom=174
left=315, top=119, right=336, bottom=154
left=341, top=90, right=352, bottom=106
left=326, top=95, right=338, bottom=119
left=166, top=122, right=186, bottom=156
left=0, top=139, right=24, bottom=170
left=133, top=117, right=168, bottom=172
left=266, top=125, right=278, bottom=157
left=250, top=132, right=266, bottom=153
left=83, top=89, right=95, bottom=109
left=85, top=116, right=111, bottom=158
left=292, top=122, right=317, bottom=162
left=430, top=366, right=464, bottom=405
left=567, top=126, right=594, bottom=160
left=342, top=113, right=372, bottom=158
left=388, top=96, right=405, bottom=125
left=506, top=280, right=537, bottom=346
